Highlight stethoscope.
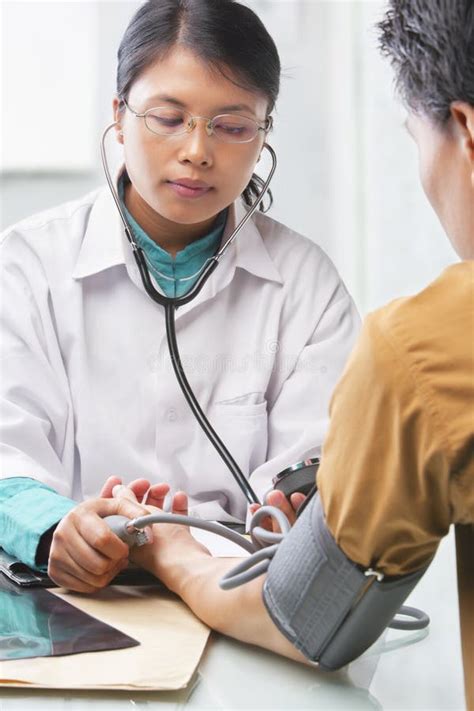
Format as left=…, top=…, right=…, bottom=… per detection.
left=100, top=121, right=277, bottom=506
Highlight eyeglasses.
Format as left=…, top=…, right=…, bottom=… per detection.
left=121, top=97, right=273, bottom=144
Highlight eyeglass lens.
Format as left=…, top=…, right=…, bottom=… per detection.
left=144, top=107, right=260, bottom=143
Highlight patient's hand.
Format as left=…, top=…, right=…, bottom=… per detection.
left=110, top=485, right=211, bottom=592
left=249, top=490, right=306, bottom=533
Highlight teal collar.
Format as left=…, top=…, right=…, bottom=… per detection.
left=118, top=175, right=226, bottom=297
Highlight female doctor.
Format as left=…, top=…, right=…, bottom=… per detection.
left=0, top=0, right=359, bottom=593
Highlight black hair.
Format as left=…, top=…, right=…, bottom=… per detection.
left=117, top=0, right=281, bottom=211
left=377, top=0, right=474, bottom=126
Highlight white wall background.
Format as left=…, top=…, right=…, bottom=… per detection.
left=2, top=2, right=98, bottom=171
left=0, top=0, right=457, bottom=314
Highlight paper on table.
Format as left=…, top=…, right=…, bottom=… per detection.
left=191, top=528, right=251, bottom=557
left=0, top=585, right=210, bottom=691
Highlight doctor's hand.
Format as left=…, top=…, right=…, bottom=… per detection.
left=110, top=484, right=211, bottom=594
left=48, top=496, right=152, bottom=593
left=100, top=476, right=187, bottom=513
left=249, top=489, right=306, bottom=533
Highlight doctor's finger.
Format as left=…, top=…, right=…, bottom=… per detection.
left=74, top=509, right=134, bottom=560
left=144, top=482, right=170, bottom=508
left=127, top=478, right=154, bottom=502
left=48, top=534, right=127, bottom=588
left=254, top=515, right=274, bottom=532
left=112, top=484, right=139, bottom=503
left=49, top=544, right=127, bottom=592
left=265, top=490, right=296, bottom=531
left=56, top=527, right=123, bottom=577
left=100, top=476, right=123, bottom=498
left=60, top=555, right=127, bottom=591
left=85, top=494, right=151, bottom=522
left=49, top=567, right=97, bottom=594
left=171, top=491, right=188, bottom=515
left=249, top=503, right=275, bottom=531
left=53, top=503, right=129, bottom=565
left=290, top=492, right=306, bottom=513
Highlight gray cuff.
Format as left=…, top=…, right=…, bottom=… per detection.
left=262, top=493, right=367, bottom=661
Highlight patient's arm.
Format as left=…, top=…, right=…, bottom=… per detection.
left=167, top=553, right=309, bottom=664
left=111, top=484, right=308, bottom=663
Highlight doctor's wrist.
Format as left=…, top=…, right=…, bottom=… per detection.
left=35, top=524, right=58, bottom=568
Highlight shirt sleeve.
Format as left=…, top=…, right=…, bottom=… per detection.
left=318, top=314, right=453, bottom=577
left=0, top=477, right=76, bottom=570
left=0, top=232, right=75, bottom=495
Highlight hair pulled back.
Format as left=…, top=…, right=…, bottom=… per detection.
left=117, top=0, right=281, bottom=210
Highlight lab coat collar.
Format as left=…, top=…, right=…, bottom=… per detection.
left=217, top=200, right=283, bottom=285
left=72, top=171, right=283, bottom=288
left=72, top=174, right=126, bottom=280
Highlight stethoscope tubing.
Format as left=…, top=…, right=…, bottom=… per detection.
left=164, top=301, right=260, bottom=504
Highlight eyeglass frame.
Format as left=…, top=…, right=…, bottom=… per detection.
left=120, top=96, right=273, bottom=143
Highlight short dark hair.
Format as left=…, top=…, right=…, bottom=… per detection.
left=377, top=0, right=474, bottom=125
left=117, top=0, right=281, bottom=210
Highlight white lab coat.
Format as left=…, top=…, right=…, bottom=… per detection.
left=0, top=182, right=360, bottom=522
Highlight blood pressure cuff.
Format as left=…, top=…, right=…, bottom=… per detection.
left=262, top=493, right=428, bottom=670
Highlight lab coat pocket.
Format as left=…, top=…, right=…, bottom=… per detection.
left=211, top=397, right=268, bottom=474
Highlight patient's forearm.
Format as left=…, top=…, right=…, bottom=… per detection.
left=166, top=554, right=308, bottom=663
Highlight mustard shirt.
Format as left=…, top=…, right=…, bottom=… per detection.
left=318, top=261, right=474, bottom=707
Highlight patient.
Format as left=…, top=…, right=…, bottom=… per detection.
left=103, top=0, right=473, bottom=704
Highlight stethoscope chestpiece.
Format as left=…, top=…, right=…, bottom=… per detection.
left=272, top=458, right=320, bottom=498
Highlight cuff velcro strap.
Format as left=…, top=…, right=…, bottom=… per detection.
left=263, top=493, right=428, bottom=669
left=262, top=493, right=369, bottom=661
